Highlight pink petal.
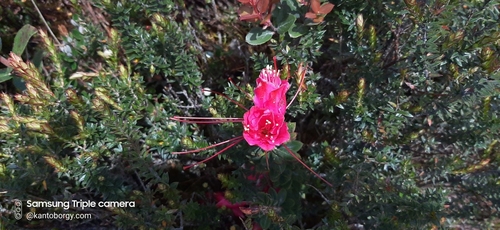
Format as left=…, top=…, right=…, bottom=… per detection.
left=242, top=106, right=290, bottom=151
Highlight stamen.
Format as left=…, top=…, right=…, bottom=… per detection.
left=172, top=136, right=244, bottom=154
left=201, top=88, right=248, bottom=111
left=273, top=56, right=278, bottom=71
left=171, top=116, right=244, bottom=124
left=183, top=136, right=244, bottom=170
left=287, top=64, right=307, bottom=109
left=228, top=78, right=252, bottom=100
left=282, top=145, right=333, bottom=186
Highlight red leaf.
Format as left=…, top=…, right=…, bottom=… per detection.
left=239, top=4, right=260, bottom=22
left=319, top=3, right=334, bottom=14
left=256, top=0, right=270, bottom=13
left=305, top=12, right=317, bottom=19
left=310, top=0, right=321, bottom=13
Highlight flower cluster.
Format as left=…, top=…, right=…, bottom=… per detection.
left=171, top=61, right=332, bottom=186
left=214, top=192, right=263, bottom=230
left=243, top=66, right=290, bottom=151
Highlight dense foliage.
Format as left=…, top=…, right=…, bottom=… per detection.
left=0, top=0, right=499, bottom=229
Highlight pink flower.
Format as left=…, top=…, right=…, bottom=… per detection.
left=245, top=166, right=277, bottom=193
left=212, top=192, right=263, bottom=230
left=243, top=106, right=290, bottom=151
left=253, top=66, right=290, bottom=115
left=171, top=59, right=332, bottom=186
left=214, top=192, right=247, bottom=217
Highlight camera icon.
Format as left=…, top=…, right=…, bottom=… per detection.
left=13, top=199, right=22, bottom=220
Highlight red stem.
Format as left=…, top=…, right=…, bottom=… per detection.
left=183, top=137, right=244, bottom=170
left=282, top=145, right=333, bottom=187
left=202, top=89, right=248, bottom=111
left=170, top=116, right=244, bottom=124
left=173, top=136, right=244, bottom=154
left=286, top=63, right=308, bottom=109
left=286, top=70, right=306, bottom=109
left=228, top=78, right=253, bottom=100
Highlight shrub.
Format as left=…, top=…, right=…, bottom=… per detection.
left=0, top=0, right=499, bottom=229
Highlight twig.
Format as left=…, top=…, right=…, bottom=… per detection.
left=30, top=0, right=61, bottom=46
left=134, top=169, right=148, bottom=192
left=307, top=184, right=332, bottom=205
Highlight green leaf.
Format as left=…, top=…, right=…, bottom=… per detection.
left=269, top=188, right=279, bottom=202
left=277, top=14, right=296, bottom=35
left=277, top=189, right=287, bottom=204
left=399, top=111, right=414, bottom=118
left=0, top=25, right=37, bottom=85
left=287, top=122, right=296, bottom=133
left=0, top=69, right=12, bottom=83
left=286, top=140, right=303, bottom=152
left=257, top=192, right=271, bottom=203
left=258, top=216, right=272, bottom=229
left=12, top=77, right=26, bottom=91
left=32, top=50, right=44, bottom=69
left=246, top=27, right=274, bottom=46
left=281, top=0, right=299, bottom=12
left=13, top=25, right=37, bottom=56
left=278, top=171, right=292, bottom=186
left=288, top=24, right=308, bottom=38
left=274, top=146, right=290, bottom=159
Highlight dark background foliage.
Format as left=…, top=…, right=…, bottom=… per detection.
left=0, top=0, right=499, bottom=229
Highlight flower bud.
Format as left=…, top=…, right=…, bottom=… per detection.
left=95, top=87, right=123, bottom=111
left=65, top=89, right=84, bottom=107
left=0, top=93, right=15, bottom=115
left=44, top=156, right=67, bottom=173
left=70, top=110, right=85, bottom=132
left=356, top=14, right=364, bottom=33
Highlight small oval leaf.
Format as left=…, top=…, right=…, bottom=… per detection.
left=286, top=140, right=303, bottom=152
left=246, top=27, right=275, bottom=45
left=288, top=24, right=308, bottom=38
left=13, top=25, right=37, bottom=56
left=277, top=14, right=296, bottom=35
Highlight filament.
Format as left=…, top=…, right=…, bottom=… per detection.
left=286, top=65, right=307, bottom=109
left=173, top=136, right=244, bottom=154
left=228, top=78, right=253, bottom=100
left=282, top=145, right=333, bottom=187
left=202, top=88, right=248, bottom=111
left=183, top=137, right=244, bottom=170
left=171, top=116, right=244, bottom=124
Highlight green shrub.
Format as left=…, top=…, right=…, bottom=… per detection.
left=0, top=0, right=499, bottom=229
